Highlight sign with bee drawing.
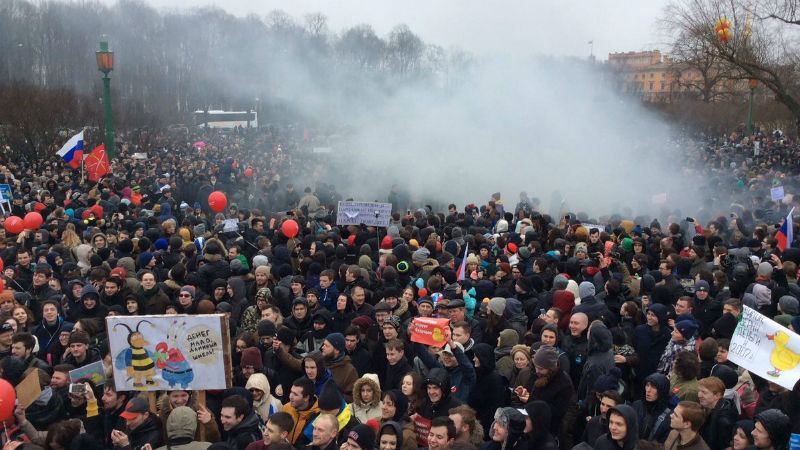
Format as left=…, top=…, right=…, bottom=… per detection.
left=107, top=315, right=232, bottom=391
left=728, top=306, right=800, bottom=390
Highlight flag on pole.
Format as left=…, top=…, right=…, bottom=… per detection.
left=56, top=130, right=84, bottom=169
left=776, top=207, right=794, bottom=251
left=85, top=144, right=110, bottom=182
left=456, top=244, right=469, bottom=281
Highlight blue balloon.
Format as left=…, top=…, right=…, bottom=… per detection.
left=415, top=278, right=424, bottom=289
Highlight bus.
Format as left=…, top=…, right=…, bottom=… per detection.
left=193, top=110, right=258, bottom=129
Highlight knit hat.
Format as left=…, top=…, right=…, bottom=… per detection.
left=675, top=320, right=699, bottom=340
left=318, top=379, right=344, bottom=411
left=110, top=267, right=127, bottom=279
left=488, top=297, right=507, bottom=316
left=351, top=316, right=374, bottom=333
left=240, top=347, right=263, bottom=370
left=155, top=238, right=169, bottom=251
left=510, top=344, right=531, bottom=361
left=533, top=345, right=559, bottom=370
left=648, top=303, right=668, bottom=325
left=384, top=315, right=401, bottom=331
left=593, top=366, right=622, bottom=392
left=374, top=300, right=392, bottom=312
left=412, top=248, right=430, bottom=264
left=575, top=242, right=588, bottom=254
left=257, top=320, right=277, bottom=337
left=757, top=262, right=773, bottom=278
left=137, top=251, right=154, bottom=269
left=68, top=330, right=90, bottom=345
left=347, top=424, right=376, bottom=450
left=277, top=327, right=296, bottom=343
left=754, top=409, right=791, bottom=450
left=778, top=295, right=799, bottom=315
left=179, top=286, right=195, bottom=299
left=325, top=332, right=346, bottom=354
left=579, top=281, right=595, bottom=299
left=694, top=280, right=710, bottom=292
left=216, top=302, right=232, bottom=313
left=252, top=254, right=269, bottom=268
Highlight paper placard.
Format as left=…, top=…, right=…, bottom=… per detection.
left=728, top=306, right=800, bottom=390
left=69, top=360, right=106, bottom=386
left=16, top=370, right=42, bottom=409
left=410, top=317, right=450, bottom=346
left=107, top=314, right=231, bottom=391
left=223, top=218, right=240, bottom=233
left=336, top=201, right=392, bottom=227
left=413, top=415, right=432, bottom=447
left=771, top=186, right=785, bottom=202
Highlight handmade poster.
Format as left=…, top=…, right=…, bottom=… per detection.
left=410, top=317, right=450, bottom=346
left=771, top=186, right=785, bottom=202
left=69, top=359, right=106, bottom=386
left=336, top=201, right=392, bottom=227
left=413, top=415, right=431, bottom=447
left=16, top=370, right=41, bottom=409
left=728, top=306, right=800, bottom=390
left=107, top=315, right=231, bottom=391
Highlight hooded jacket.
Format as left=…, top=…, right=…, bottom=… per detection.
left=154, top=406, right=211, bottom=450
left=227, top=277, right=248, bottom=322
left=469, top=343, right=510, bottom=441
left=349, top=373, right=382, bottom=423
left=413, top=341, right=476, bottom=403
left=525, top=401, right=558, bottom=450
left=698, top=397, right=738, bottom=450
left=594, top=404, right=639, bottom=450
left=281, top=397, right=321, bottom=445
left=245, top=373, right=283, bottom=424
left=495, top=329, right=519, bottom=382
left=125, top=413, right=165, bottom=450
left=633, top=310, right=671, bottom=384
left=156, top=392, right=220, bottom=443
left=224, top=411, right=262, bottom=450
left=418, top=368, right=462, bottom=420
left=632, top=373, right=672, bottom=443
left=576, top=323, right=616, bottom=407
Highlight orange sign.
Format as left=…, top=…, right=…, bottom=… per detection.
left=410, top=317, right=450, bottom=346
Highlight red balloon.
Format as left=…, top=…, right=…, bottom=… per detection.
left=91, top=204, right=104, bottom=218
left=0, top=258, right=4, bottom=273
left=281, top=219, right=299, bottom=238
left=4, top=216, right=23, bottom=235
left=244, top=167, right=254, bottom=177
left=208, top=191, right=227, bottom=213
left=0, top=379, right=16, bottom=421
left=418, top=288, right=428, bottom=298
left=23, top=212, right=43, bottom=230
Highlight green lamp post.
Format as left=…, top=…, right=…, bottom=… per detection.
left=96, top=40, right=115, bottom=160
left=746, top=78, right=757, bottom=136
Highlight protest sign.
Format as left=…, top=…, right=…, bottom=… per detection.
left=107, top=315, right=232, bottom=391
left=410, top=317, right=450, bottom=347
left=336, top=201, right=392, bottom=227
left=16, top=370, right=41, bottom=408
left=413, top=415, right=432, bottom=447
left=223, top=218, right=240, bottom=233
left=579, top=223, right=606, bottom=233
left=728, top=306, right=800, bottom=390
left=69, top=360, right=106, bottom=386
left=771, top=186, right=785, bottom=202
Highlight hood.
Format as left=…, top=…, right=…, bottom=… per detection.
left=166, top=406, right=197, bottom=439
left=498, top=329, right=519, bottom=349
left=643, top=373, right=670, bottom=407
left=503, top=298, right=525, bottom=320
left=472, top=343, right=496, bottom=371
left=353, top=374, right=381, bottom=408
left=610, top=404, right=639, bottom=450
left=228, top=277, right=246, bottom=302
left=80, top=284, right=100, bottom=302
left=424, top=368, right=452, bottom=401
left=245, top=373, right=273, bottom=403
left=380, top=422, right=404, bottom=450
left=75, top=244, right=93, bottom=266
left=588, top=323, right=613, bottom=353
left=117, top=257, right=136, bottom=275
left=754, top=409, right=791, bottom=450
left=524, top=400, right=552, bottom=437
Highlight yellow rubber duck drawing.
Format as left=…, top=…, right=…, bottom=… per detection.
left=766, top=331, right=800, bottom=377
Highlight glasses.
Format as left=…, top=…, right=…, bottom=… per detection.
left=178, top=294, right=192, bottom=298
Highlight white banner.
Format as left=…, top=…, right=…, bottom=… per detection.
left=337, top=201, right=392, bottom=227
left=107, top=315, right=230, bottom=391
left=728, top=306, right=800, bottom=390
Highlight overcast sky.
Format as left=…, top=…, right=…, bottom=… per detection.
left=111, top=0, right=670, bottom=59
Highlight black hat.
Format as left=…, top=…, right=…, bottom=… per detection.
left=257, top=320, right=277, bottom=337
left=277, top=327, right=296, bottom=343
left=445, top=299, right=465, bottom=309
left=347, top=424, right=376, bottom=450
left=318, top=379, right=343, bottom=411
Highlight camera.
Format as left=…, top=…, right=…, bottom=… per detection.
left=68, top=383, right=85, bottom=395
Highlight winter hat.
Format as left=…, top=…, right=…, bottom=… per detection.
left=694, top=280, right=710, bottom=292
left=324, top=332, right=346, bottom=354
left=579, top=281, right=595, bottom=299
left=68, top=330, right=90, bottom=345
left=510, top=344, right=531, bottom=361
left=179, top=286, right=195, bottom=299
left=488, top=297, right=507, bottom=316
left=196, top=299, right=215, bottom=314
left=277, top=327, right=296, bottom=343
left=675, top=320, right=699, bottom=341
left=533, top=345, right=559, bottom=370
left=380, top=236, right=393, bottom=250
left=256, top=287, right=272, bottom=302
left=252, top=254, right=269, bottom=268
left=754, top=409, right=791, bottom=450
left=374, top=300, right=392, bottom=312
left=240, top=347, right=262, bottom=370
left=257, top=320, right=277, bottom=337
left=351, top=316, right=374, bottom=333
left=230, top=259, right=245, bottom=274
left=155, top=238, right=169, bottom=251
left=137, top=251, right=154, bottom=269
left=0, top=357, right=27, bottom=386
left=466, top=254, right=480, bottom=265
left=498, top=329, right=519, bottom=348
left=216, top=302, right=232, bottom=313
left=648, top=303, right=668, bottom=325
left=167, top=406, right=198, bottom=439
left=778, top=295, right=799, bottom=315
left=412, top=248, right=430, bottom=264
left=757, top=262, right=773, bottom=278
left=711, top=364, right=738, bottom=389
left=348, top=424, right=376, bottom=450
left=318, top=379, right=344, bottom=411
left=575, top=242, right=588, bottom=254
left=384, top=315, right=401, bottom=331
left=593, top=367, right=622, bottom=393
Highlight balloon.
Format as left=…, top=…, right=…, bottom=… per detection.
left=244, top=167, right=254, bottom=177
left=23, top=212, right=43, bottom=230
left=715, top=17, right=732, bottom=43
left=208, top=191, right=227, bottom=213
left=0, top=379, right=16, bottom=421
left=418, top=288, right=428, bottom=298
left=4, top=216, right=23, bottom=235
left=415, top=278, right=424, bottom=289
left=0, top=258, right=4, bottom=273
left=0, top=280, right=4, bottom=292
left=281, top=219, right=299, bottom=238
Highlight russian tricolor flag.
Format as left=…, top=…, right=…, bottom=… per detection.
left=776, top=207, right=794, bottom=251
left=56, top=130, right=84, bottom=169
left=457, top=244, right=469, bottom=281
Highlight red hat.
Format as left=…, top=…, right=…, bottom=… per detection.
left=380, top=236, right=393, bottom=250
left=507, top=243, right=518, bottom=254
left=33, top=202, right=46, bottom=212
left=347, top=235, right=356, bottom=247
left=110, top=267, right=127, bottom=279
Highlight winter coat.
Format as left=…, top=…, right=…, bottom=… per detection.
left=325, top=355, right=359, bottom=402
left=418, top=368, right=462, bottom=420
left=154, top=406, right=212, bottom=450
left=282, top=398, right=321, bottom=445
left=224, top=411, right=262, bottom=450
left=698, top=398, right=738, bottom=450
left=123, top=414, right=165, bottom=450
left=593, top=405, right=639, bottom=450
left=633, top=323, right=671, bottom=384
left=413, top=342, right=476, bottom=403
left=246, top=373, right=283, bottom=424
left=348, top=373, right=382, bottom=423
left=197, top=253, right=231, bottom=296
left=576, top=323, right=616, bottom=407
left=523, top=366, right=575, bottom=437
left=137, top=285, right=170, bottom=315
left=156, top=392, right=220, bottom=443
left=632, top=373, right=672, bottom=443
left=469, top=343, right=510, bottom=440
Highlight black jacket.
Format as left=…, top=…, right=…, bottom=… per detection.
left=418, top=368, right=462, bottom=420
left=468, top=343, right=509, bottom=440
left=699, top=398, right=737, bottom=450
left=594, top=405, right=639, bottom=450
left=226, top=411, right=263, bottom=450
left=123, top=414, right=164, bottom=450
left=632, top=373, right=672, bottom=443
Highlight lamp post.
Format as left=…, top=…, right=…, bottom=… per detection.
left=96, top=39, right=115, bottom=160
left=747, top=78, right=758, bottom=136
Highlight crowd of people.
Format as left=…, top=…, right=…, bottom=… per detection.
left=0, top=124, right=797, bottom=450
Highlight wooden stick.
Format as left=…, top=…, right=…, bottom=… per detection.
left=197, top=390, right=207, bottom=442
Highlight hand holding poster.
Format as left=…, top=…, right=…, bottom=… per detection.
left=107, top=315, right=231, bottom=391
left=69, top=360, right=106, bottom=386
left=728, top=306, right=800, bottom=390
left=410, top=317, right=450, bottom=346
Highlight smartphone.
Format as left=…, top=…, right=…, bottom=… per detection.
left=68, top=383, right=85, bottom=395
left=564, top=215, right=570, bottom=220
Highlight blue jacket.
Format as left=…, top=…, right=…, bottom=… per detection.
left=413, top=342, right=476, bottom=402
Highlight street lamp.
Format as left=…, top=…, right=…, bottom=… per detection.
left=96, top=39, right=116, bottom=160
left=747, top=78, right=758, bottom=135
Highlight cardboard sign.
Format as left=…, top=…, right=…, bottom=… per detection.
left=410, top=317, right=450, bottom=347
left=754, top=141, right=761, bottom=156
left=771, top=186, right=785, bottom=202
left=107, top=315, right=232, bottom=391
left=16, top=370, right=42, bottom=409
left=413, top=415, right=432, bottom=447
left=728, top=306, right=800, bottom=390
left=69, top=360, right=106, bottom=386
left=223, top=218, right=240, bottom=233
left=336, top=201, right=392, bottom=227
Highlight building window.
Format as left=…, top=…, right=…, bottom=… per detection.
left=661, top=82, right=665, bottom=90
left=650, top=73, right=654, bottom=78
left=649, top=81, right=654, bottom=90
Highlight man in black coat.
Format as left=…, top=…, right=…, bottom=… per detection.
left=111, top=397, right=164, bottom=450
